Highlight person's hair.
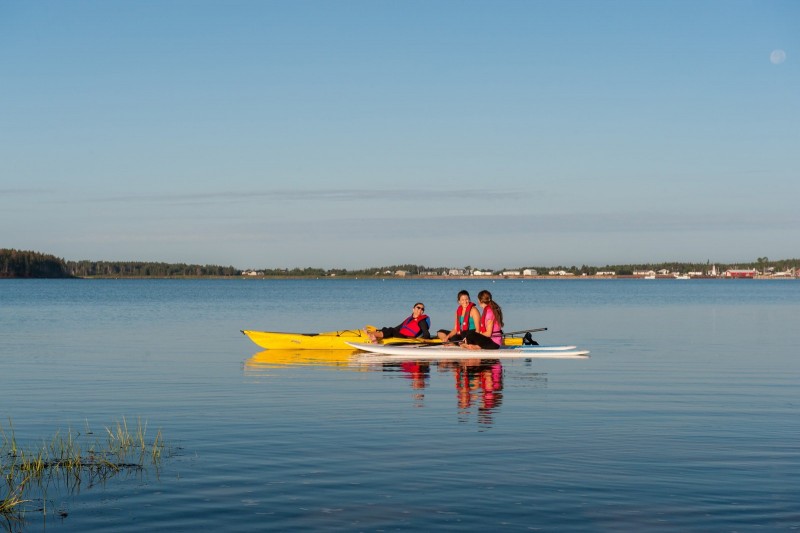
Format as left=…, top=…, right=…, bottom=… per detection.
left=478, top=290, right=503, bottom=327
left=457, top=290, right=470, bottom=301
left=414, top=302, right=425, bottom=310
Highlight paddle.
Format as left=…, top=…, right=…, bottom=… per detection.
left=502, top=327, right=547, bottom=346
left=502, top=327, right=547, bottom=336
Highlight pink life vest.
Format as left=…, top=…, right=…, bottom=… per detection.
left=480, top=306, right=503, bottom=344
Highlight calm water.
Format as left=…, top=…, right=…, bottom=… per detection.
left=1, top=278, right=799, bottom=531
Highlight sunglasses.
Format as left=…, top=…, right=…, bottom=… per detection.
left=414, top=306, right=425, bottom=311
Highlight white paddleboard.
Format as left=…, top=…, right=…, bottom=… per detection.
left=346, top=342, right=589, bottom=360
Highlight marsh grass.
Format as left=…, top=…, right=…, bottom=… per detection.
left=1, top=417, right=167, bottom=521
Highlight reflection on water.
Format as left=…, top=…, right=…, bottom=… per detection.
left=358, top=359, right=531, bottom=429
left=245, top=350, right=541, bottom=429
left=447, top=360, right=504, bottom=427
left=373, top=360, right=432, bottom=409
left=243, top=349, right=362, bottom=373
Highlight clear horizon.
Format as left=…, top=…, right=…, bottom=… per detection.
left=2, top=1, right=798, bottom=269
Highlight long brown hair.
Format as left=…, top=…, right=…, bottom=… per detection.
left=477, top=290, right=503, bottom=328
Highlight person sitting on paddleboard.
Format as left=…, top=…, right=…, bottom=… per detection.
left=367, top=303, right=432, bottom=343
left=461, top=290, right=504, bottom=350
left=437, top=290, right=482, bottom=343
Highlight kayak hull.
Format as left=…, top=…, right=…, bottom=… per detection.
left=243, top=329, right=377, bottom=350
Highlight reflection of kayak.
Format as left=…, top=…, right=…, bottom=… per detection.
left=346, top=342, right=589, bottom=360
left=245, top=349, right=361, bottom=370
left=241, top=329, right=528, bottom=350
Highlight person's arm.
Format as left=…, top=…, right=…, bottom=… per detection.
left=418, top=319, right=432, bottom=339
left=470, top=306, right=482, bottom=332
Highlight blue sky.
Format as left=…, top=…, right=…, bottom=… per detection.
left=1, top=1, right=797, bottom=269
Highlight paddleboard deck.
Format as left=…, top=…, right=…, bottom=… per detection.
left=346, top=342, right=589, bottom=360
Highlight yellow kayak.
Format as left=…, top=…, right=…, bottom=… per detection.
left=242, top=329, right=524, bottom=350
left=241, top=329, right=443, bottom=350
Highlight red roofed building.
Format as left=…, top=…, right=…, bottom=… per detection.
left=724, top=269, right=757, bottom=278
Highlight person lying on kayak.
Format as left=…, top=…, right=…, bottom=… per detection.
left=438, top=290, right=482, bottom=343
left=367, top=302, right=432, bottom=343
left=461, top=290, right=504, bottom=350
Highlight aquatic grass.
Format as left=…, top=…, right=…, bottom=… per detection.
left=1, top=418, right=168, bottom=520
left=104, top=416, right=165, bottom=464
left=0, top=472, right=30, bottom=514
left=0, top=420, right=18, bottom=458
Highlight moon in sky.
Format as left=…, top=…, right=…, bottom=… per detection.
left=770, top=49, right=786, bottom=64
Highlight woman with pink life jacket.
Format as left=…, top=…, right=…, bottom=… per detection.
left=367, top=302, right=432, bottom=343
left=462, top=290, right=504, bottom=350
left=437, top=290, right=482, bottom=343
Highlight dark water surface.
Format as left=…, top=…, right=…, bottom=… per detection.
left=1, top=279, right=799, bottom=531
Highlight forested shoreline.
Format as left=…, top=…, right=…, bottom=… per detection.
left=1, top=248, right=797, bottom=279
left=1, top=249, right=73, bottom=278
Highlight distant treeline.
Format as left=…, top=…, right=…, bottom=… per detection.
left=1, top=249, right=238, bottom=278
left=1, top=248, right=797, bottom=279
left=68, top=260, right=239, bottom=278
left=0, top=249, right=73, bottom=278
left=256, top=264, right=443, bottom=277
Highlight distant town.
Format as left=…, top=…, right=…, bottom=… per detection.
left=2, top=248, right=797, bottom=279
left=242, top=265, right=795, bottom=279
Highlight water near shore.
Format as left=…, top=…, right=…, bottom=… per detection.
left=2, top=278, right=799, bottom=531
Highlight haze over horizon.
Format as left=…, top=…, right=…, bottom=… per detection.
left=2, top=1, right=797, bottom=270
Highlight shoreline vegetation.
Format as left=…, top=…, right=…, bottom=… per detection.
left=2, top=248, right=798, bottom=280
left=1, top=417, right=166, bottom=522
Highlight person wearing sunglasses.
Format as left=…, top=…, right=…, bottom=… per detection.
left=367, top=303, right=432, bottom=343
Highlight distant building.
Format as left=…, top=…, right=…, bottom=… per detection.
left=724, top=269, right=757, bottom=279
left=523, top=269, right=538, bottom=276
left=472, top=270, right=492, bottom=276
left=501, top=271, right=521, bottom=276
left=596, top=271, right=616, bottom=276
